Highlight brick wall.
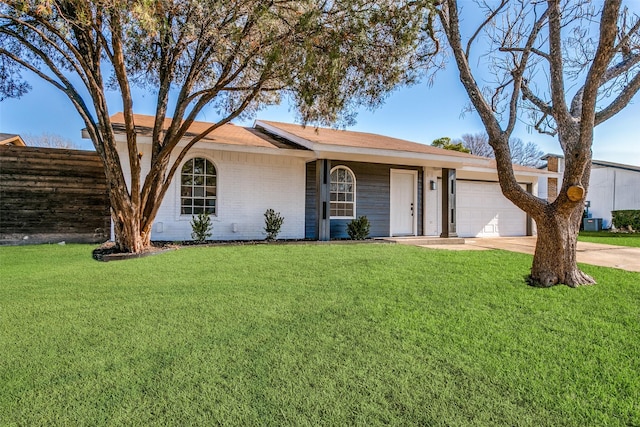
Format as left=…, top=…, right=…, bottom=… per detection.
left=122, top=143, right=308, bottom=241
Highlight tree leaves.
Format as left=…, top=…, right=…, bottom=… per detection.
left=0, top=0, right=439, bottom=252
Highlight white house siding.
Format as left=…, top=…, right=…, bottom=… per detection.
left=422, top=168, right=440, bottom=236
left=588, top=167, right=640, bottom=228
left=116, top=141, right=307, bottom=241
left=537, top=175, right=548, bottom=200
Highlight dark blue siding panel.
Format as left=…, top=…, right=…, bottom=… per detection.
left=305, top=162, right=317, bottom=239
left=305, top=160, right=423, bottom=239
left=330, top=219, right=351, bottom=238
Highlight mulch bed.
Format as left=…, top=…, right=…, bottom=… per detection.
left=92, top=241, right=177, bottom=262
left=92, top=238, right=386, bottom=262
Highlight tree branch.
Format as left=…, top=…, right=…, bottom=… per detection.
left=579, top=0, right=622, bottom=136
left=505, top=8, right=550, bottom=135
left=595, top=70, right=640, bottom=125
left=438, top=0, right=502, bottom=137
left=0, top=15, right=93, bottom=90
left=499, top=46, right=551, bottom=62
left=570, top=52, right=640, bottom=116
left=547, top=0, right=572, bottom=125
left=465, top=0, right=508, bottom=59
left=109, top=9, right=140, bottom=208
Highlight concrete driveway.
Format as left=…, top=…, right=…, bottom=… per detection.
left=462, top=236, right=640, bottom=273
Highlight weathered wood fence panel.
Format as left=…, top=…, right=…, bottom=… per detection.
left=0, top=145, right=110, bottom=245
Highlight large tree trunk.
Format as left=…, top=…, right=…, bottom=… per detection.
left=105, top=165, right=153, bottom=254
left=530, top=204, right=596, bottom=287
left=112, top=207, right=149, bottom=253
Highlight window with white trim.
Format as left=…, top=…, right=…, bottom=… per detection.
left=181, top=158, right=217, bottom=215
left=330, top=166, right=355, bottom=218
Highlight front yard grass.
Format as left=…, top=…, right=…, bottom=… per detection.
left=1, top=243, right=639, bottom=426
left=579, top=230, right=640, bottom=247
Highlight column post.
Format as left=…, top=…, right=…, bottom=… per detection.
left=316, top=159, right=331, bottom=241
left=526, top=183, right=533, bottom=236
left=440, top=168, right=458, bottom=238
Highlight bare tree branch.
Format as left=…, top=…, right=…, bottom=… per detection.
left=571, top=53, right=640, bottom=115
left=577, top=0, right=622, bottom=149
left=465, top=0, right=508, bottom=59
left=521, top=82, right=553, bottom=115
left=505, top=8, right=550, bottom=135
left=499, top=46, right=551, bottom=61
left=547, top=0, right=572, bottom=125
left=595, top=70, right=640, bottom=124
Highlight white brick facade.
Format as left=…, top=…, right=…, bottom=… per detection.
left=117, top=139, right=308, bottom=241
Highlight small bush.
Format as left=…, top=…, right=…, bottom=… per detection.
left=612, top=210, right=640, bottom=231
left=264, top=209, right=284, bottom=241
left=190, top=212, right=213, bottom=242
left=347, top=216, right=371, bottom=240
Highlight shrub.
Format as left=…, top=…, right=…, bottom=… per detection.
left=264, top=209, right=284, bottom=241
left=347, top=216, right=371, bottom=240
left=612, top=210, right=640, bottom=231
left=190, top=212, right=213, bottom=242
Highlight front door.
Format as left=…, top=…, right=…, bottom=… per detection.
left=390, top=169, right=417, bottom=236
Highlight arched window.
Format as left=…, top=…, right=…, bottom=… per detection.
left=181, top=158, right=217, bottom=215
left=330, top=166, right=355, bottom=218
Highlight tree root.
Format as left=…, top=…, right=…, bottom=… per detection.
left=527, top=269, right=597, bottom=288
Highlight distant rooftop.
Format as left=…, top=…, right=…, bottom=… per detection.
left=0, top=133, right=26, bottom=147
left=541, top=153, right=640, bottom=173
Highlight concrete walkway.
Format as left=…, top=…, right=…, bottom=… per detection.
left=458, top=236, right=640, bottom=273
left=383, top=235, right=640, bottom=272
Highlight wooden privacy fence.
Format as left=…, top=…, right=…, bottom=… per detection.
left=0, top=145, right=111, bottom=245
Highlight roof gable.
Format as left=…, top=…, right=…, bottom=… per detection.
left=256, top=120, right=481, bottom=159
left=108, top=113, right=304, bottom=150
left=256, top=120, right=545, bottom=174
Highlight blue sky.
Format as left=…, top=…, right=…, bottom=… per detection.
left=1, top=61, right=639, bottom=166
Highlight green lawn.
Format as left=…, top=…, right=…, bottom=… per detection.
left=579, top=230, right=640, bottom=247
left=1, top=243, right=639, bottom=426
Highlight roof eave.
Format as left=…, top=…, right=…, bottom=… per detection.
left=114, top=133, right=314, bottom=158
left=312, top=143, right=493, bottom=168
left=187, top=140, right=314, bottom=158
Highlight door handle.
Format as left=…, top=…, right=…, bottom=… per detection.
left=410, top=202, right=414, bottom=216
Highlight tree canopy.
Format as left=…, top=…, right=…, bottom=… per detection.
left=431, top=136, right=471, bottom=153
left=0, top=0, right=437, bottom=252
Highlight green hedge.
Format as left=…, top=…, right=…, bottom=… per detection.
left=612, top=210, right=640, bottom=230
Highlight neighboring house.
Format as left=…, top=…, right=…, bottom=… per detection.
left=0, top=133, right=26, bottom=147
left=538, top=154, right=640, bottom=229
left=107, top=113, right=549, bottom=241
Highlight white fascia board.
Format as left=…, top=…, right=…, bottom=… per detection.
left=253, top=120, right=316, bottom=150
left=130, top=134, right=314, bottom=159
left=191, top=140, right=315, bottom=158
left=461, top=165, right=556, bottom=178
left=313, top=144, right=493, bottom=168
left=313, top=150, right=462, bottom=169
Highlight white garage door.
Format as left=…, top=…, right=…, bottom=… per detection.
left=455, top=181, right=526, bottom=237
